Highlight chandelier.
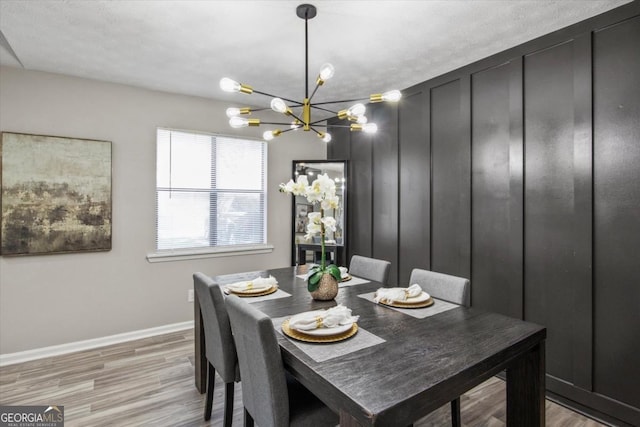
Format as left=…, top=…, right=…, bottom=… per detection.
left=220, top=3, right=402, bottom=143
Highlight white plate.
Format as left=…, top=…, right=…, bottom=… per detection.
left=293, top=322, right=354, bottom=336
left=401, top=291, right=431, bottom=304
left=224, top=284, right=274, bottom=295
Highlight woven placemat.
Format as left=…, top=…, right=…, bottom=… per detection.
left=281, top=319, right=358, bottom=343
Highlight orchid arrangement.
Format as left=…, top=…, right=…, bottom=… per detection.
left=280, top=173, right=341, bottom=291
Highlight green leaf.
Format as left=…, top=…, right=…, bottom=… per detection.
left=309, top=271, right=323, bottom=286
left=327, top=264, right=341, bottom=281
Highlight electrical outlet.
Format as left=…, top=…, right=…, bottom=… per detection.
left=187, top=289, right=194, bottom=303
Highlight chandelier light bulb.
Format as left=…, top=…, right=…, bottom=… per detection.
left=319, top=63, right=335, bottom=81
left=220, top=77, right=241, bottom=92
left=263, top=130, right=275, bottom=141
left=229, top=117, right=249, bottom=128
left=271, top=98, right=289, bottom=114
left=363, top=123, right=378, bottom=134
left=357, top=115, right=368, bottom=124
left=264, top=129, right=282, bottom=140
left=382, top=90, right=402, bottom=102
left=226, top=107, right=241, bottom=118
left=226, top=107, right=251, bottom=117
left=318, top=132, right=332, bottom=143
left=291, top=120, right=301, bottom=130
left=229, top=117, right=259, bottom=128
left=348, top=103, right=366, bottom=117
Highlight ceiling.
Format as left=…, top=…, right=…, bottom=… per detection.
left=0, top=0, right=632, bottom=112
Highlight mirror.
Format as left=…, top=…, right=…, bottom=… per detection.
left=291, top=160, right=347, bottom=266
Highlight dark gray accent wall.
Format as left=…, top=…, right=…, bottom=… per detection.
left=371, top=103, right=399, bottom=283
left=593, top=15, right=640, bottom=411
left=523, top=37, right=592, bottom=387
left=431, top=80, right=471, bottom=280
left=471, top=60, right=523, bottom=319
left=327, top=3, right=640, bottom=425
left=398, top=89, right=430, bottom=285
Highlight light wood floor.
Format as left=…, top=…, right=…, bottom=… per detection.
left=0, top=329, right=606, bottom=426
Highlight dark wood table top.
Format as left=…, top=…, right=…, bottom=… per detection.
left=210, top=266, right=546, bottom=426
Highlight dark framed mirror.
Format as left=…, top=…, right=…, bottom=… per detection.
left=290, top=160, right=348, bottom=266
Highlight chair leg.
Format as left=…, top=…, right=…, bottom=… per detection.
left=244, top=408, right=254, bottom=427
left=204, top=362, right=215, bottom=421
left=451, top=397, right=461, bottom=427
left=223, top=382, right=234, bottom=427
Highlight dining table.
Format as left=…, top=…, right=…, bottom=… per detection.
left=194, top=266, right=546, bottom=426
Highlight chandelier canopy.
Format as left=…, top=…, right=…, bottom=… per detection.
left=220, top=3, right=402, bottom=143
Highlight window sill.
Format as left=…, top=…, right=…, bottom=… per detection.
left=146, top=244, right=274, bottom=263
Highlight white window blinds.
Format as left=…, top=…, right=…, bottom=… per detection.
left=156, top=128, right=267, bottom=251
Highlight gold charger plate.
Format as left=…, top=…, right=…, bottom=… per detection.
left=226, top=285, right=278, bottom=297
left=379, top=297, right=434, bottom=309
left=282, top=319, right=358, bottom=343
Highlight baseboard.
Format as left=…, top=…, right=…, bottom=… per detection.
left=0, top=321, right=194, bottom=367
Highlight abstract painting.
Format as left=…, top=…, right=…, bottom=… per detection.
left=1, top=132, right=112, bottom=255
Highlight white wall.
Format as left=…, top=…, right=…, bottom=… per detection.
left=0, top=66, right=326, bottom=354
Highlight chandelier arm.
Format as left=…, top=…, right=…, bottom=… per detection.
left=309, top=116, right=338, bottom=126
left=308, top=82, right=322, bottom=102
left=314, top=123, right=353, bottom=128
left=311, top=97, right=370, bottom=106
left=252, top=89, right=303, bottom=106
left=287, top=110, right=307, bottom=126
left=261, top=121, right=297, bottom=126
left=310, top=105, right=338, bottom=115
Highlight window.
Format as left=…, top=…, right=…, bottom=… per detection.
left=155, top=128, right=267, bottom=252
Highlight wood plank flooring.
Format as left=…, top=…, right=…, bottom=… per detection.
left=0, top=329, right=607, bottom=426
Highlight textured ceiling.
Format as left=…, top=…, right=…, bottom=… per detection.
left=0, top=0, right=632, bottom=112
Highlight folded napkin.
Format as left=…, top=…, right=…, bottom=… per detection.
left=289, top=304, right=359, bottom=331
left=226, top=276, right=277, bottom=293
left=374, top=284, right=423, bottom=304
left=339, top=266, right=349, bottom=278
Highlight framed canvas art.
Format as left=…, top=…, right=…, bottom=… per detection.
left=1, top=132, right=112, bottom=255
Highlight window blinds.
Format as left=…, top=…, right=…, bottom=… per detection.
left=156, top=128, right=267, bottom=250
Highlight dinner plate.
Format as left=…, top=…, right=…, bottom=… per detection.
left=224, top=283, right=275, bottom=295
left=341, top=274, right=352, bottom=282
left=380, top=297, right=434, bottom=309
left=293, top=322, right=354, bottom=336
left=225, top=284, right=277, bottom=296
left=282, top=320, right=358, bottom=343
left=403, top=291, right=431, bottom=304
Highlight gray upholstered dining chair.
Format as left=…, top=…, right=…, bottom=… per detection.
left=409, top=268, right=470, bottom=427
left=349, top=254, right=391, bottom=286
left=193, top=272, right=239, bottom=426
left=225, top=295, right=339, bottom=427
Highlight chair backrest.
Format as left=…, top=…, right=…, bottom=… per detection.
left=193, top=272, right=238, bottom=383
left=409, top=268, right=470, bottom=307
left=225, top=295, right=289, bottom=427
left=349, top=255, right=391, bottom=286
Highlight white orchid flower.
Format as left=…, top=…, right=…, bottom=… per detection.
left=279, top=179, right=295, bottom=193
left=307, top=212, right=321, bottom=223
left=321, top=195, right=340, bottom=210
left=321, top=216, right=337, bottom=232
left=291, top=175, right=309, bottom=195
